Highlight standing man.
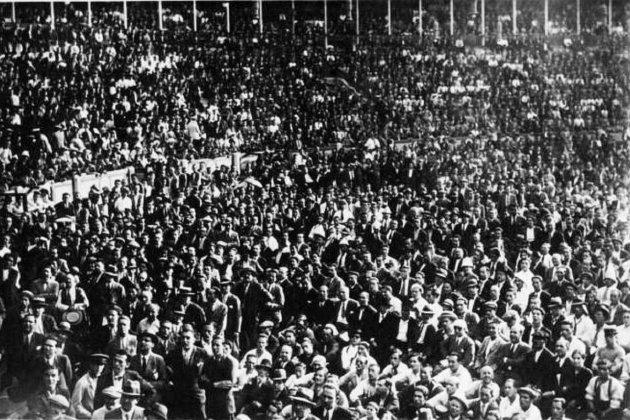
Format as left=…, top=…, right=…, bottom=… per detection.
left=71, top=354, right=109, bottom=419
left=201, top=335, right=237, bottom=420
left=165, top=325, right=207, bottom=419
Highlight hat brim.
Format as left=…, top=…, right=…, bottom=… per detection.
left=290, top=397, right=316, bottom=407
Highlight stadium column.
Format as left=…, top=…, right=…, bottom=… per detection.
left=88, top=0, right=92, bottom=27
left=50, top=1, right=55, bottom=30
left=418, top=0, right=422, bottom=38
left=576, top=0, right=580, bottom=34
left=123, top=0, right=128, bottom=29
left=450, top=0, right=454, bottom=36
left=225, top=2, right=230, bottom=33
left=259, top=0, right=263, bottom=34
left=193, top=0, right=197, bottom=31
left=324, top=0, right=328, bottom=48
left=11, top=2, right=15, bottom=23
left=544, top=0, right=548, bottom=35
left=481, top=0, right=485, bottom=45
left=356, top=0, right=359, bottom=39
left=608, top=0, right=612, bottom=32
left=387, top=0, right=391, bottom=35
left=158, top=0, right=163, bottom=31
left=512, top=0, right=517, bottom=34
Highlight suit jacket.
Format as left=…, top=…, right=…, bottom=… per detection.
left=28, top=353, right=73, bottom=391
left=375, top=311, right=398, bottom=348
left=104, top=334, right=138, bottom=357
left=332, top=299, right=359, bottom=324
left=305, top=298, right=336, bottom=326
left=165, top=346, right=207, bottom=403
left=468, top=399, right=499, bottom=420
left=411, top=321, right=439, bottom=362
left=523, top=348, right=557, bottom=392
left=610, top=303, right=630, bottom=325
left=443, top=334, right=476, bottom=368
left=105, top=406, right=145, bottom=420
left=348, top=305, right=378, bottom=339
left=128, top=352, right=168, bottom=390
left=496, top=342, right=531, bottom=381
left=94, top=370, right=153, bottom=409
left=475, top=336, right=506, bottom=370
left=312, top=405, right=354, bottom=420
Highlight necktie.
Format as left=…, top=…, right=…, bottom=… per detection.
left=510, top=344, right=516, bottom=355
left=142, top=356, right=147, bottom=372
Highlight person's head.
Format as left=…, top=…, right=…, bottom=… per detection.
left=101, top=387, right=121, bottom=410
left=107, top=308, right=120, bottom=327
left=181, top=327, right=196, bottom=350
left=448, top=396, right=466, bottom=416
left=518, top=389, right=536, bottom=410
left=503, top=379, right=517, bottom=397
left=43, top=366, right=60, bottom=390
left=367, top=364, right=380, bottom=381
left=597, top=359, right=612, bottom=379
left=550, top=398, right=566, bottom=419
left=158, top=320, right=172, bottom=337
left=88, top=354, right=108, bottom=378
left=509, top=325, right=524, bottom=344
left=43, top=336, right=58, bottom=359
left=112, top=351, right=129, bottom=374
left=480, top=366, right=494, bottom=383
left=531, top=307, right=544, bottom=325
left=445, top=377, right=460, bottom=394
left=532, top=332, right=547, bottom=351
left=23, top=313, right=35, bottom=333
left=118, top=316, right=131, bottom=335
left=420, top=366, right=433, bottom=383
left=555, top=338, right=568, bottom=358
left=447, top=353, right=460, bottom=372
left=413, top=386, right=427, bottom=407
left=139, top=334, right=155, bottom=354
left=321, top=385, right=338, bottom=409
left=480, top=385, right=493, bottom=403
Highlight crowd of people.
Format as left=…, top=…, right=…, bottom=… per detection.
left=1, top=1, right=630, bottom=420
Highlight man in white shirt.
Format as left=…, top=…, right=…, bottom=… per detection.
left=72, top=354, right=108, bottom=419
left=516, top=387, right=542, bottom=420
left=433, top=353, right=473, bottom=391
left=586, top=359, right=625, bottom=419
left=498, top=379, right=521, bottom=420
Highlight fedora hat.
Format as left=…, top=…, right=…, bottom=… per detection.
left=290, top=387, right=316, bottom=407
left=121, top=380, right=142, bottom=398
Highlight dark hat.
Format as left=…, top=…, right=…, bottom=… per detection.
left=421, top=306, right=435, bottom=316
left=139, top=332, right=158, bottom=344
left=178, top=287, right=195, bottom=296
left=255, top=359, right=272, bottom=371
left=271, top=369, right=287, bottom=381
left=531, top=306, right=546, bottom=316
left=121, top=380, right=142, bottom=397
left=290, top=388, right=316, bottom=407
left=532, top=330, right=550, bottom=340
left=463, top=278, right=478, bottom=289
left=595, top=304, right=611, bottom=318
left=32, top=296, right=48, bottom=308
left=108, top=305, right=123, bottom=315
left=89, top=353, right=110, bottom=365
left=604, top=325, right=618, bottom=336
left=547, top=297, right=563, bottom=309
left=241, top=267, right=257, bottom=276
left=145, top=403, right=168, bottom=420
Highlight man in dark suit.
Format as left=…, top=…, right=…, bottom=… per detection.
left=104, top=380, right=145, bottom=420
left=468, top=384, right=499, bottom=420
left=523, top=330, right=557, bottom=395
left=332, top=286, right=359, bottom=328
left=1, top=313, right=45, bottom=392
left=410, top=307, right=439, bottom=363
left=312, top=384, right=353, bottom=420
left=496, top=324, right=531, bottom=384
left=219, top=279, right=242, bottom=346
left=128, top=333, right=168, bottom=393
left=233, top=268, right=271, bottom=351
left=165, top=326, right=207, bottom=419
left=443, top=319, right=476, bottom=369
left=348, top=291, right=378, bottom=340
left=392, top=305, right=419, bottom=351
left=373, top=299, right=398, bottom=364
left=94, top=351, right=153, bottom=409
left=305, top=285, right=336, bottom=326
left=28, top=335, right=73, bottom=392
